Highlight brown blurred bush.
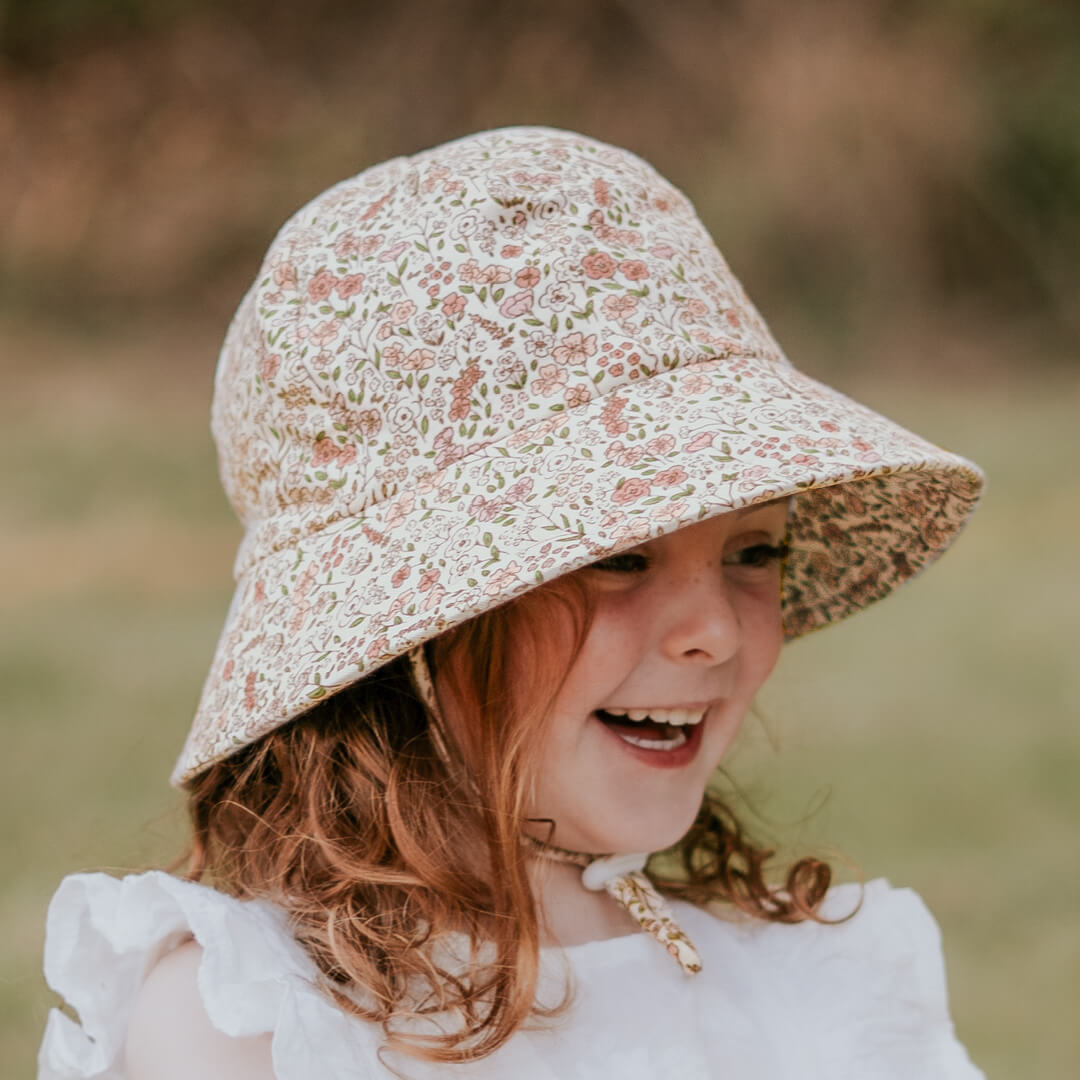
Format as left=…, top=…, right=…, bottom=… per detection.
left=1, top=0, right=1077, bottom=373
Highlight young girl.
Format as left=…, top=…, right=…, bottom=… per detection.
left=39, top=126, right=986, bottom=1079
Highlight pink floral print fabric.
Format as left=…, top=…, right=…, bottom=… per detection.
left=173, top=126, right=983, bottom=784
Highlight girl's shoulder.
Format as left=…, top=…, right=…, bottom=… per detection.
left=669, top=877, right=983, bottom=1076
left=124, top=938, right=272, bottom=1080
left=37, top=870, right=381, bottom=1080
left=678, top=877, right=954, bottom=1007
left=690, top=876, right=951, bottom=972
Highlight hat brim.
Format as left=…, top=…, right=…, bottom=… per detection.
left=173, top=353, right=982, bottom=784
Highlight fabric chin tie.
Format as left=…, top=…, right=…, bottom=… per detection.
left=406, top=645, right=703, bottom=976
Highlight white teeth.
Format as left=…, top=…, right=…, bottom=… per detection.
left=602, top=706, right=708, bottom=726
left=615, top=729, right=689, bottom=751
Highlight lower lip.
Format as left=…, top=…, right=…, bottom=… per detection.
left=592, top=712, right=706, bottom=770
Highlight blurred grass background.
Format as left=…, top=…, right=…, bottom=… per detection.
left=2, top=0, right=1077, bottom=1076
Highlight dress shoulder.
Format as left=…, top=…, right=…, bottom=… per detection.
left=691, top=878, right=986, bottom=1078
left=37, top=871, right=382, bottom=1080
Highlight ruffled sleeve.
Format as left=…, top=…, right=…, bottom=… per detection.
left=766, top=879, right=986, bottom=1078
left=37, top=871, right=382, bottom=1080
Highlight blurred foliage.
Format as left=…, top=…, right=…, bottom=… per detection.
left=1, top=0, right=1077, bottom=372
left=3, top=2, right=1079, bottom=1075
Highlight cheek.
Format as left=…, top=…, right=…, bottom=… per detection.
left=553, top=595, right=640, bottom=703
left=738, top=588, right=785, bottom=687
left=529, top=602, right=643, bottom=779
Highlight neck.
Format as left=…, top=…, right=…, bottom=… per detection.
left=526, top=855, right=638, bottom=948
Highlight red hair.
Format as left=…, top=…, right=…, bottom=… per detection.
left=181, top=575, right=833, bottom=1066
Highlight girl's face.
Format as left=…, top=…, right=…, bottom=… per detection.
left=524, top=502, right=789, bottom=855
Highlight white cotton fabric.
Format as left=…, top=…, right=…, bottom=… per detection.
left=38, top=871, right=985, bottom=1079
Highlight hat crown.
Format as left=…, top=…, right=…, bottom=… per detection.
left=212, top=127, right=788, bottom=575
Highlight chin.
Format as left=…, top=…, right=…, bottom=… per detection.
left=592, top=794, right=706, bottom=856
left=628, top=814, right=700, bottom=854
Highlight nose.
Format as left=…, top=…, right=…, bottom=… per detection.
left=656, top=569, right=742, bottom=666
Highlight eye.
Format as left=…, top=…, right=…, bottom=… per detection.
left=588, top=551, right=650, bottom=573
left=723, top=541, right=789, bottom=569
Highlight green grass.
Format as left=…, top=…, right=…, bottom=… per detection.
left=4, top=334, right=1078, bottom=1077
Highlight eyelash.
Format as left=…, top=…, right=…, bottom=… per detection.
left=590, top=541, right=790, bottom=574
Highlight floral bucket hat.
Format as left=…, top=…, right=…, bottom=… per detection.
left=172, top=126, right=983, bottom=786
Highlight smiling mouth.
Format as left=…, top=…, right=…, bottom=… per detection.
left=594, top=706, right=707, bottom=752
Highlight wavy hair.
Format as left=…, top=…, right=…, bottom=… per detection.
left=181, top=575, right=834, bottom=1067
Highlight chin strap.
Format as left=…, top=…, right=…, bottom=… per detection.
left=406, top=645, right=702, bottom=976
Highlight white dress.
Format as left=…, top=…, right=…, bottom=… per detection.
left=38, top=871, right=985, bottom=1079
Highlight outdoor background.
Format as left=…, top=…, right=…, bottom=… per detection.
left=3, top=0, right=1077, bottom=1075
